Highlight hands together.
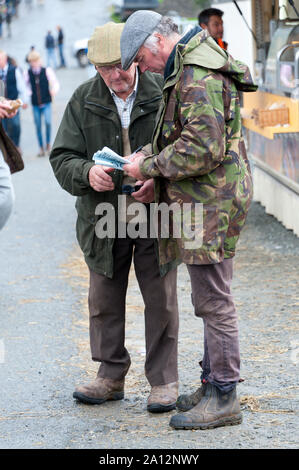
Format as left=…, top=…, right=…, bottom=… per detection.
left=123, top=151, right=145, bottom=181
left=89, top=152, right=150, bottom=195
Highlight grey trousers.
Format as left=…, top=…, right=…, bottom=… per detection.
left=88, top=235, right=179, bottom=386
left=187, top=259, right=240, bottom=393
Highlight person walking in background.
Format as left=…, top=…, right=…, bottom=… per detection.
left=5, top=5, right=12, bottom=38
left=56, top=25, right=66, bottom=68
left=25, top=45, right=36, bottom=64
left=45, top=30, right=57, bottom=69
left=25, top=0, right=33, bottom=10
left=198, top=8, right=228, bottom=50
left=0, top=143, right=14, bottom=230
left=24, top=50, right=59, bottom=156
left=0, top=12, right=3, bottom=39
left=0, top=50, right=29, bottom=152
left=0, top=98, right=19, bottom=230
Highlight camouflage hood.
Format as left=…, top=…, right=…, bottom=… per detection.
left=174, top=28, right=257, bottom=92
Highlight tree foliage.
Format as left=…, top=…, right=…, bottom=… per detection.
left=193, top=0, right=211, bottom=8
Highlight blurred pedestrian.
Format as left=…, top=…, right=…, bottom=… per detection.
left=25, top=0, right=33, bottom=10
left=45, top=30, right=57, bottom=69
left=0, top=141, right=14, bottom=230
left=0, top=49, right=29, bottom=151
left=56, top=25, right=66, bottom=68
left=0, top=98, right=18, bottom=230
left=198, top=8, right=228, bottom=50
left=25, top=45, right=35, bottom=64
left=0, top=12, right=3, bottom=38
left=5, top=6, right=12, bottom=38
left=24, top=50, right=59, bottom=156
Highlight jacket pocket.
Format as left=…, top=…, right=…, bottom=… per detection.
left=76, top=211, right=98, bottom=258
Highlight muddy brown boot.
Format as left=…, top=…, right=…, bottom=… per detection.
left=73, top=376, right=124, bottom=405
left=147, top=382, right=178, bottom=413
left=176, top=383, right=206, bottom=411
left=170, top=382, right=242, bottom=430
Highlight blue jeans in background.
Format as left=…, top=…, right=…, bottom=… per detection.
left=32, top=103, right=51, bottom=150
left=58, top=43, right=66, bottom=67
left=2, top=111, right=21, bottom=147
left=46, top=47, right=57, bottom=69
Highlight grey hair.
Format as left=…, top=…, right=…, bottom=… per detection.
left=143, top=16, right=179, bottom=53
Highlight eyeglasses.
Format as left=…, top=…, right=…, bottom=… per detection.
left=96, top=63, right=124, bottom=74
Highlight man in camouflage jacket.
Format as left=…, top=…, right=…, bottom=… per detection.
left=121, top=11, right=257, bottom=430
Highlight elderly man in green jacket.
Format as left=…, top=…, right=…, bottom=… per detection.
left=121, top=11, right=257, bottom=429
left=50, top=23, right=179, bottom=413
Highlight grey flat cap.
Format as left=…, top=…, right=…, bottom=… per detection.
left=121, top=10, right=162, bottom=70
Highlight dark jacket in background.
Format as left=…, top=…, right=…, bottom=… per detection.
left=45, top=33, right=55, bottom=49
left=57, top=29, right=64, bottom=45
left=5, top=64, right=18, bottom=100
left=28, top=67, right=52, bottom=106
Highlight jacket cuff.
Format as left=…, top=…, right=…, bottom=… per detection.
left=140, top=154, right=161, bottom=178
left=140, top=143, right=153, bottom=157
left=82, top=161, right=95, bottom=187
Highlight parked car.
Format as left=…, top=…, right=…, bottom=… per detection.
left=121, top=0, right=159, bottom=20
left=72, top=38, right=89, bottom=67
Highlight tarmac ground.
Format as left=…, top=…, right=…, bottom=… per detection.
left=0, top=0, right=298, bottom=451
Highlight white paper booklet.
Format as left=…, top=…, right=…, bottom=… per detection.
left=92, top=146, right=130, bottom=171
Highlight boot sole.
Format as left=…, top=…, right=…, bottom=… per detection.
left=170, top=413, right=242, bottom=430
left=147, top=402, right=176, bottom=413
left=73, top=391, right=124, bottom=405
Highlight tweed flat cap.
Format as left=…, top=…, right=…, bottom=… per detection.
left=88, top=22, right=124, bottom=66
left=121, top=10, right=162, bottom=70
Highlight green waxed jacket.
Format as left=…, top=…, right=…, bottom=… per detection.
left=140, top=29, right=258, bottom=266
left=50, top=71, right=165, bottom=278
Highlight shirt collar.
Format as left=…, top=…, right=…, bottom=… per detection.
left=31, top=66, right=42, bottom=74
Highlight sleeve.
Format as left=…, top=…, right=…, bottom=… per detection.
left=15, top=68, right=29, bottom=105
left=46, top=67, right=60, bottom=96
left=23, top=70, right=32, bottom=97
left=0, top=150, right=14, bottom=230
left=49, top=94, right=94, bottom=196
left=140, top=70, right=226, bottom=181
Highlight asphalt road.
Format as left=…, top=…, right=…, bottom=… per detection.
left=0, top=0, right=298, bottom=451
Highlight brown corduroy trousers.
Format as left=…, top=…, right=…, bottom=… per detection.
left=187, top=259, right=240, bottom=393
left=88, top=235, right=179, bottom=387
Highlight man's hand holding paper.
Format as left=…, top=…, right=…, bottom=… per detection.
left=123, top=155, right=145, bottom=181
left=89, top=164, right=115, bottom=192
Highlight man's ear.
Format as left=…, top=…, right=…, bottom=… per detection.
left=200, top=23, right=208, bottom=30
left=154, top=32, right=164, bottom=46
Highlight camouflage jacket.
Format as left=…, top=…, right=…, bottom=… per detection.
left=140, top=29, right=257, bottom=266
